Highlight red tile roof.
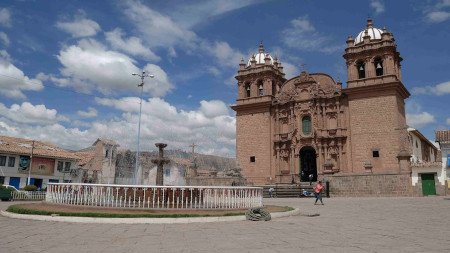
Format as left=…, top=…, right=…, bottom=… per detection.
left=436, top=130, right=450, bottom=144
left=0, top=135, right=79, bottom=160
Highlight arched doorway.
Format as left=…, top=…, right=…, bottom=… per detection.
left=299, top=146, right=317, bottom=182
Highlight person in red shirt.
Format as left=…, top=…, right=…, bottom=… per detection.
left=313, top=181, right=324, bottom=205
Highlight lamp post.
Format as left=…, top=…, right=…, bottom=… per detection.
left=27, top=140, right=35, bottom=185
left=132, top=70, right=154, bottom=185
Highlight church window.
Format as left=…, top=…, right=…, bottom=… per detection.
left=245, top=83, right=251, bottom=97
left=372, top=150, right=380, bottom=158
left=258, top=80, right=264, bottom=96
left=250, top=156, right=255, bottom=162
left=357, top=61, right=365, bottom=79
left=374, top=58, right=383, bottom=76
left=105, top=149, right=109, bottom=158
left=302, top=116, right=312, bottom=135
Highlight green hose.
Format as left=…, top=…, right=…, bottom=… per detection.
left=245, top=208, right=271, bottom=221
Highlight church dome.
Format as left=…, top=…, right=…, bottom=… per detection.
left=354, top=19, right=383, bottom=45
left=247, top=42, right=274, bottom=66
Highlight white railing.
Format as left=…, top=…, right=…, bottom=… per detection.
left=12, top=191, right=46, bottom=201
left=46, top=183, right=263, bottom=209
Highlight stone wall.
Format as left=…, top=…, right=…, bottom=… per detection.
left=236, top=110, right=272, bottom=185
left=327, top=173, right=414, bottom=197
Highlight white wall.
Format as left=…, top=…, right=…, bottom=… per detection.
left=410, top=133, right=423, bottom=163
left=411, top=166, right=445, bottom=186
left=441, top=144, right=450, bottom=182
left=0, top=153, right=77, bottom=188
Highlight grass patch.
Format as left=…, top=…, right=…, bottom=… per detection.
left=6, top=204, right=295, bottom=219
left=6, top=204, right=246, bottom=218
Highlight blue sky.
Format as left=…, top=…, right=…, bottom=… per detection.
left=0, top=0, right=448, bottom=155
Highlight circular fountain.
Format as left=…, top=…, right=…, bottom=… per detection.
left=45, top=183, right=263, bottom=209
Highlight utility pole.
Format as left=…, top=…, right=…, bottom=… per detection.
left=27, top=140, right=35, bottom=185
left=132, top=70, right=154, bottom=185
left=189, top=143, right=197, bottom=156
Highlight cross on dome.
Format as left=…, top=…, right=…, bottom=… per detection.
left=354, top=18, right=384, bottom=45
left=247, top=42, right=274, bottom=67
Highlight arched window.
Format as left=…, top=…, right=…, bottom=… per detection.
left=302, top=116, right=312, bottom=135
left=357, top=61, right=365, bottom=79
left=374, top=57, right=383, bottom=76
left=245, top=83, right=251, bottom=97
left=258, top=80, right=264, bottom=96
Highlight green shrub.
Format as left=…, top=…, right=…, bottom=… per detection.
left=0, top=185, right=14, bottom=192
left=23, top=185, right=38, bottom=191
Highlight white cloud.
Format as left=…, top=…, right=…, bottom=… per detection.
left=202, top=41, right=244, bottom=68
left=424, top=0, right=450, bottom=23
left=412, top=81, right=450, bottom=95
left=447, top=118, right=450, bottom=125
left=56, top=11, right=101, bottom=38
left=0, top=98, right=237, bottom=156
left=281, top=16, right=342, bottom=53
left=370, top=0, right=385, bottom=14
left=56, top=38, right=173, bottom=96
left=0, top=50, right=44, bottom=99
left=77, top=107, right=97, bottom=118
left=170, top=0, right=263, bottom=28
left=122, top=1, right=197, bottom=49
left=105, top=28, right=160, bottom=61
left=0, top=32, right=9, bottom=46
left=0, top=102, right=66, bottom=125
left=199, top=100, right=229, bottom=118
left=406, top=112, right=436, bottom=129
left=0, top=8, right=11, bottom=27
left=281, top=61, right=298, bottom=79
left=427, top=11, right=450, bottom=22
left=95, top=97, right=235, bottom=154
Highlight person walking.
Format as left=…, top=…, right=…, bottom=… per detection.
left=268, top=187, right=275, bottom=198
left=313, top=181, right=324, bottom=205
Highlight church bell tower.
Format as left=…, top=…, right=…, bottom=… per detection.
left=343, top=19, right=411, bottom=174
left=231, top=43, right=286, bottom=185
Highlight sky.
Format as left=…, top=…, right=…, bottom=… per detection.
left=0, top=0, right=449, bottom=156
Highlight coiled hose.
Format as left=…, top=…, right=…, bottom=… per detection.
left=245, top=208, right=271, bottom=221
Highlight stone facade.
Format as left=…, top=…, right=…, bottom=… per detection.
left=231, top=19, right=413, bottom=196
left=75, top=139, right=119, bottom=184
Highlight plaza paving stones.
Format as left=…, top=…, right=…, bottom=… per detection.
left=1, top=197, right=449, bottom=253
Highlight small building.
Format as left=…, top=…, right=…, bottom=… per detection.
left=408, top=128, right=442, bottom=196
left=0, top=135, right=79, bottom=189
left=436, top=130, right=450, bottom=195
left=75, top=138, right=119, bottom=184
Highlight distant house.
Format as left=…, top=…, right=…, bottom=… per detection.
left=0, top=135, right=79, bottom=189
left=75, top=138, right=119, bottom=184
left=408, top=128, right=442, bottom=196
left=436, top=130, right=450, bottom=195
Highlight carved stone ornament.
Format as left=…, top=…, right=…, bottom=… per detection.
left=277, top=86, right=298, bottom=104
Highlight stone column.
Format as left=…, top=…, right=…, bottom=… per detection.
left=151, top=143, right=170, bottom=186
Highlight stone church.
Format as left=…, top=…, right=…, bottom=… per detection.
left=232, top=19, right=413, bottom=196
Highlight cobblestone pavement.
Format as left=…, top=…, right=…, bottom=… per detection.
left=1, top=197, right=449, bottom=253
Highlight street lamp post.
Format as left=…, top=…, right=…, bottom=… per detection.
left=132, top=70, right=154, bottom=185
